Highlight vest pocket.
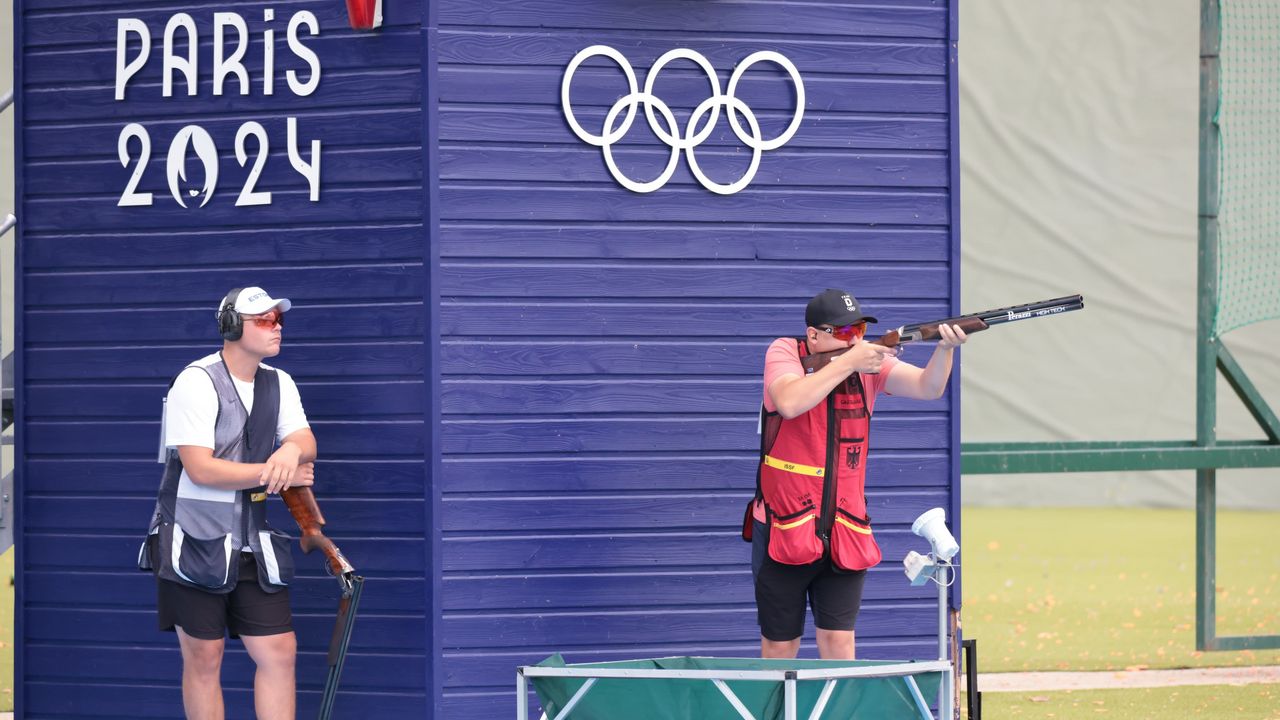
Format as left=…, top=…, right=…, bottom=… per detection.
left=164, top=522, right=235, bottom=589
left=256, top=529, right=296, bottom=587
left=830, top=507, right=882, bottom=571
left=766, top=503, right=824, bottom=565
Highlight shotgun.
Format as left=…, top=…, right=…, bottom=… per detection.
left=280, top=486, right=357, bottom=586
left=803, top=294, right=1084, bottom=372
left=280, top=485, right=364, bottom=720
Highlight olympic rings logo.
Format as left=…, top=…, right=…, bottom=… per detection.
left=561, top=46, right=806, bottom=195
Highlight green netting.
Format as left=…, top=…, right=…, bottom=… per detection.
left=529, top=654, right=943, bottom=720
left=1215, top=0, right=1280, bottom=337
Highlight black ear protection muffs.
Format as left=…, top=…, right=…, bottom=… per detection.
left=216, top=287, right=245, bottom=341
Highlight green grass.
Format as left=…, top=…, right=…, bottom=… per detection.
left=973, top=684, right=1280, bottom=719
left=961, top=507, right=1280, bottom=672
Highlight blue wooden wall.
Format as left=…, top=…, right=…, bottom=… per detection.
left=15, top=0, right=960, bottom=717
left=15, top=0, right=430, bottom=715
left=434, top=0, right=959, bottom=717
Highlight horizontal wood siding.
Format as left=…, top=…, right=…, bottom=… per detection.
left=437, top=0, right=955, bottom=716
left=17, top=0, right=428, bottom=716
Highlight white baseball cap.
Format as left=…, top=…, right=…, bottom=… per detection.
left=218, top=286, right=292, bottom=316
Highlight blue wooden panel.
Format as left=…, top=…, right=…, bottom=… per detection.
left=24, top=345, right=424, bottom=381
left=442, top=566, right=944, bottom=612
left=440, top=491, right=945, bottom=533
left=26, top=607, right=424, bottom=651
left=26, top=380, right=426, bottom=420
left=442, top=604, right=937, bottom=652
left=24, top=571, right=423, bottom=614
left=24, top=266, right=422, bottom=307
left=439, top=263, right=949, bottom=298
left=22, top=0, right=422, bottom=47
left=24, top=419, right=425, bottom=457
left=439, top=0, right=947, bottom=39
left=440, top=106, right=950, bottom=150
left=24, top=497, right=425, bottom=534
left=442, top=67, right=945, bottom=114
left=438, top=225, right=950, bottom=260
left=24, top=109, right=423, bottom=162
left=441, top=415, right=948, bottom=454
left=439, top=300, right=953, bottom=337
left=437, top=31, right=946, bottom=76
left=25, top=458, right=424, bottom=495
left=437, top=339, right=948, bottom=374
left=25, top=535, right=423, bottom=575
left=440, top=452, right=950, bottom=492
left=441, top=147, right=947, bottom=188
left=439, top=378, right=949, bottom=414
left=27, top=146, right=423, bottom=195
left=25, top=683, right=424, bottom=719
left=23, top=188, right=423, bottom=232
left=24, top=69, right=422, bottom=123
left=19, top=0, right=431, bottom=707
left=442, top=530, right=944, bottom=573
left=25, top=31, right=424, bottom=85
left=26, top=645, right=426, bottom=692
left=439, top=187, right=949, bottom=225
left=21, top=224, right=424, bottom=268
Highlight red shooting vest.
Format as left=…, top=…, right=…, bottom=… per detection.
left=758, top=339, right=883, bottom=571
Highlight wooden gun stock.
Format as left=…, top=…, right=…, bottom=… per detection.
left=281, top=486, right=356, bottom=581
left=875, top=315, right=990, bottom=350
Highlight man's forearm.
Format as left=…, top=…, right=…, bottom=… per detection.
left=181, top=454, right=267, bottom=490
left=771, top=359, right=857, bottom=419
left=281, top=438, right=316, bottom=464
left=918, top=345, right=956, bottom=399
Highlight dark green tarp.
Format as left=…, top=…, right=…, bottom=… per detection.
left=530, top=655, right=943, bottom=720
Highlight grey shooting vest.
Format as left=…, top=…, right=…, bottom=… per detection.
left=137, top=356, right=295, bottom=593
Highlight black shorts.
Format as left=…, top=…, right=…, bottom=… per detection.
left=755, top=542, right=867, bottom=641
left=157, top=552, right=293, bottom=640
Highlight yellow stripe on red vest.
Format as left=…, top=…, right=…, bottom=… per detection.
left=763, top=455, right=825, bottom=477
left=772, top=513, right=817, bottom=531
left=835, top=515, right=873, bottom=535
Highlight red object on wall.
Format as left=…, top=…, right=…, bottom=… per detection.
left=346, top=0, right=383, bottom=29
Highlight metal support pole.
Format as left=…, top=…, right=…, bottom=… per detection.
left=517, top=669, right=528, bottom=720
left=1196, top=0, right=1222, bottom=652
left=784, top=672, right=797, bottom=720
left=937, top=562, right=951, bottom=720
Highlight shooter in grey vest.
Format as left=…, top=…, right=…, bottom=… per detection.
left=139, top=286, right=317, bottom=720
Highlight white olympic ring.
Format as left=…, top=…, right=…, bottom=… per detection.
left=561, top=45, right=806, bottom=195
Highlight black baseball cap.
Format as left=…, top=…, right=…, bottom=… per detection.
left=805, top=289, right=878, bottom=327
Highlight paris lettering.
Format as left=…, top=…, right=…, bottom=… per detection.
left=113, top=9, right=323, bottom=208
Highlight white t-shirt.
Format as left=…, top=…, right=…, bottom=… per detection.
left=164, top=357, right=310, bottom=450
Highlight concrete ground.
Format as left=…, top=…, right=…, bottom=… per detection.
left=970, top=665, right=1280, bottom=692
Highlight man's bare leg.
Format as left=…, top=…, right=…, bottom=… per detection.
left=761, top=636, right=802, bottom=658
left=242, top=631, right=298, bottom=720
left=815, top=628, right=855, bottom=659
left=176, top=627, right=226, bottom=720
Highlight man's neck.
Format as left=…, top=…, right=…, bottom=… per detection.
left=221, top=343, right=262, bottom=382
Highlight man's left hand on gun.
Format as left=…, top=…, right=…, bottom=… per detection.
left=936, top=323, right=969, bottom=349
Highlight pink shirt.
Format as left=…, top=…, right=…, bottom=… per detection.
left=754, top=338, right=900, bottom=522
left=762, top=337, right=898, bottom=413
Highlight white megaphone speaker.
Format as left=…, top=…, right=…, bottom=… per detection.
left=911, top=507, right=959, bottom=562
